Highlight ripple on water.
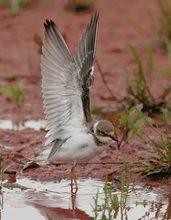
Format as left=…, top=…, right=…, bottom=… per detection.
left=1, top=178, right=171, bottom=220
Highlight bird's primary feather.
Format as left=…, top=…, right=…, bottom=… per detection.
left=75, top=12, right=99, bottom=83
left=76, top=12, right=99, bottom=122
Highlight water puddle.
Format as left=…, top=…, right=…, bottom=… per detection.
left=0, top=119, right=45, bottom=131
left=1, top=178, right=171, bottom=220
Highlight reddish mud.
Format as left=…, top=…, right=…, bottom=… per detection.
left=0, top=0, right=170, bottom=182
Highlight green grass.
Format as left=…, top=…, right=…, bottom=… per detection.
left=0, top=0, right=28, bottom=15
left=135, top=109, right=171, bottom=178
left=106, top=104, right=145, bottom=149
left=156, top=0, right=171, bottom=42
left=2, top=82, right=26, bottom=107
left=126, top=45, right=171, bottom=114
left=92, top=181, right=120, bottom=220
left=0, top=152, right=29, bottom=189
left=92, top=161, right=131, bottom=220
left=120, top=161, right=131, bottom=208
left=159, top=39, right=171, bottom=81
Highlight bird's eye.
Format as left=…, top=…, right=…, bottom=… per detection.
left=98, top=131, right=105, bottom=136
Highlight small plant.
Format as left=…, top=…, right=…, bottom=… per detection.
left=102, top=181, right=119, bottom=219
left=0, top=0, right=28, bottom=15
left=10, top=0, right=28, bottom=14
left=92, top=162, right=132, bottom=219
left=92, top=189, right=99, bottom=220
left=135, top=109, right=171, bottom=178
left=92, top=180, right=119, bottom=220
left=2, top=82, right=26, bottom=107
left=66, top=0, right=96, bottom=13
left=126, top=45, right=171, bottom=114
left=156, top=0, right=171, bottom=42
left=106, top=104, right=145, bottom=149
left=120, top=161, right=131, bottom=208
left=96, top=46, right=171, bottom=115
left=159, top=39, right=171, bottom=81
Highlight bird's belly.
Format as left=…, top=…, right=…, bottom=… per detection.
left=49, top=133, right=105, bottom=163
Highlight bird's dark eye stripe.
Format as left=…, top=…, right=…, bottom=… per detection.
left=98, top=130, right=107, bottom=136
left=97, top=130, right=118, bottom=142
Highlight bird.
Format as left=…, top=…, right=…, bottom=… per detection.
left=41, top=12, right=118, bottom=190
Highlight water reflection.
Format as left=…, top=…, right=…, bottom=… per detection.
left=0, top=178, right=171, bottom=220
left=0, top=119, right=45, bottom=131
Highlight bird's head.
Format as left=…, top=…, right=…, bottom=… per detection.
left=93, top=120, right=118, bottom=145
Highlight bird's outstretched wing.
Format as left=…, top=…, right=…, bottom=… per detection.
left=41, top=20, right=84, bottom=146
left=75, top=12, right=99, bottom=122
left=75, top=12, right=98, bottom=89
left=41, top=13, right=99, bottom=147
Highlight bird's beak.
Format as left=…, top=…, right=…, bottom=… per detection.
left=109, top=135, right=118, bottom=150
left=108, top=134, right=118, bottom=142
left=111, top=136, right=118, bottom=142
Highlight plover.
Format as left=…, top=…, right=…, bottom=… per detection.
left=41, top=12, right=118, bottom=189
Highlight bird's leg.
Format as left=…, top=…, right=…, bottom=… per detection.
left=71, top=189, right=77, bottom=215
left=71, top=161, right=78, bottom=192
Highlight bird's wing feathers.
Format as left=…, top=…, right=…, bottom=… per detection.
left=41, top=20, right=83, bottom=146
left=41, top=13, right=99, bottom=146
left=75, top=12, right=99, bottom=123
left=47, top=139, right=67, bottom=161
left=75, top=12, right=99, bottom=89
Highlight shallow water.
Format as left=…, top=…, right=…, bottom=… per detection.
left=0, top=119, right=45, bottom=131
left=1, top=178, right=171, bottom=220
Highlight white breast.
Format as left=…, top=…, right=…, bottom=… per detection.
left=48, top=133, right=105, bottom=163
